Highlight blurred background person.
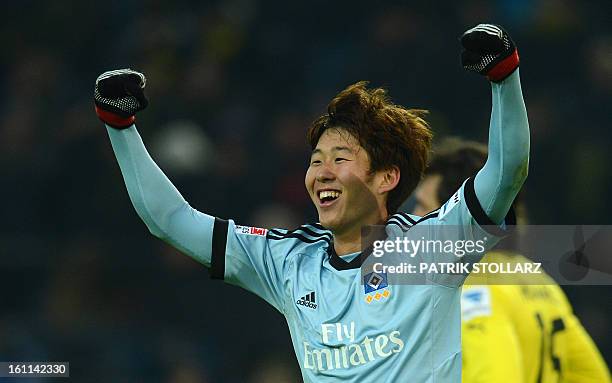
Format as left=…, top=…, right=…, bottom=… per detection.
left=411, top=138, right=611, bottom=383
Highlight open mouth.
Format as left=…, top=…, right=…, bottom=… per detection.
left=317, top=189, right=341, bottom=207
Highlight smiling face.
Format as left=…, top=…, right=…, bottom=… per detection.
left=305, top=128, right=393, bottom=235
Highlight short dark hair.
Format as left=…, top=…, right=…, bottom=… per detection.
left=425, top=137, right=487, bottom=203
left=426, top=137, right=527, bottom=225
left=307, top=81, right=433, bottom=214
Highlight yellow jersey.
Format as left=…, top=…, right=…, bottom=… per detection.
left=461, top=251, right=610, bottom=383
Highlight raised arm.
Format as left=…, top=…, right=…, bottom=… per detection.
left=474, top=70, right=529, bottom=224
left=95, top=70, right=294, bottom=311
left=461, top=24, right=529, bottom=224
left=107, top=125, right=214, bottom=265
left=95, top=69, right=214, bottom=266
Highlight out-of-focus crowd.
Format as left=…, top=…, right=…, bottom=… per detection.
left=0, top=1, right=610, bottom=381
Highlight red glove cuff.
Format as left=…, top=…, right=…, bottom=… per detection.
left=95, top=105, right=136, bottom=129
left=486, top=49, right=520, bottom=82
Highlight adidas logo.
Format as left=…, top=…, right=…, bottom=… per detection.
left=296, top=291, right=317, bottom=310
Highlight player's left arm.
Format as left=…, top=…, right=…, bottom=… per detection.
left=418, top=25, right=528, bottom=285
left=462, top=24, right=529, bottom=224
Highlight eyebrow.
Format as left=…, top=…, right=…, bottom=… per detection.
left=311, top=146, right=354, bottom=156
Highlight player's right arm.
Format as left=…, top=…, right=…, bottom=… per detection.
left=94, top=69, right=290, bottom=312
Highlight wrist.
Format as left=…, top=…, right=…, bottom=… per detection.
left=486, top=49, right=519, bottom=82
left=95, top=105, right=136, bottom=129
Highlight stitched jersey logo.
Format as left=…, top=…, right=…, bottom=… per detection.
left=363, top=272, right=391, bottom=304
left=296, top=291, right=317, bottom=310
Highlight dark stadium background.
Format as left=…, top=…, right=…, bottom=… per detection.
left=1, top=1, right=610, bottom=381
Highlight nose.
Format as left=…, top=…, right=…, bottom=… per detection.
left=316, top=164, right=336, bottom=183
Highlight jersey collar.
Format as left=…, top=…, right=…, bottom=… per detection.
left=326, top=213, right=416, bottom=271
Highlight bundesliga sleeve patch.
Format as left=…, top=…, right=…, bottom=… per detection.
left=461, top=286, right=491, bottom=321
left=235, top=225, right=268, bottom=236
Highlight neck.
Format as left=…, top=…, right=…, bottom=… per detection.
left=333, top=229, right=363, bottom=256
left=332, top=209, right=388, bottom=256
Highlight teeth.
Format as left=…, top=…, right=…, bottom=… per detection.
left=319, top=190, right=340, bottom=199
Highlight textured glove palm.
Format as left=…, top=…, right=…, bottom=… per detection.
left=94, top=69, right=148, bottom=129
left=461, top=24, right=519, bottom=82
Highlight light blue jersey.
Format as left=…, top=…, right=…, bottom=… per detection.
left=211, top=176, right=511, bottom=382
left=105, top=71, right=529, bottom=382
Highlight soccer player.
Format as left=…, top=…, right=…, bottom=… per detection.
left=413, top=139, right=611, bottom=383
left=95, top=24, right=528, bottom=382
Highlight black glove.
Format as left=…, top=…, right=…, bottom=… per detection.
left=94, top=69, right=148, bottom=129
left=461, top=24, right=519, bottom=82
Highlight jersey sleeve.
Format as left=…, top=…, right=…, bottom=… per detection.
left=435, top=176, right=515, bottom=240
left=547, top=285, right=611, bottom=382
left=409, top=72, right=527, bottom=286
left=473, top=69, right=529, bottom=224
left=432, top=70, right=527, bottom=239
left=107, top=125, right=215, bottom=265
left=560, top=314, right=611, bottom=382
left=461, top=285, right=524, bottom=383
left=107, top=125, right=291, bottom=312
left=209, top=220, right=293, bottom=313
left=407, top=177, right=515, bottom=287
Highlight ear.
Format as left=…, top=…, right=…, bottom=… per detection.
left=378, top=166, right=400, bottom=194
